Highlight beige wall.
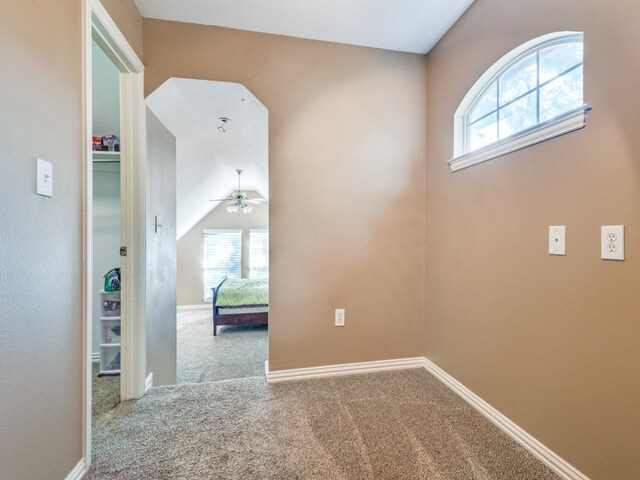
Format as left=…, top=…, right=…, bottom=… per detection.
left=144, top=20, right=427, bottom=370
left=425, top=1, right=640, bottom=478
left=0, top=2, right=83, bottom=479
left=177, top=194, right=269, bottom=306
left=101, top=0, right=143, bottom=61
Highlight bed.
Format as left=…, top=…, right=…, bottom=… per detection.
left=211, top=277, right=268, bottom=335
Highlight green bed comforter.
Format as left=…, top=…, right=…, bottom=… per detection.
left=215, top=278, right=269, bottom=308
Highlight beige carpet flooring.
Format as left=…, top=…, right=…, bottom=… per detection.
left=86, top=369, right=559, bottom=479
left=92, top=363, right=120, bottom=427
left=177, top=309, right=268, bottom=384
left=92, top=309, right=267, bottom=427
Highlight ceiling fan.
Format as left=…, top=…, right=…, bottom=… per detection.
left=209, top=169, right=265, bottom=214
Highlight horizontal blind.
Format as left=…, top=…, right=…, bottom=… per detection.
left=203, top=229, right=241, bottom=299
left=249, top=230, right=269, bottom=280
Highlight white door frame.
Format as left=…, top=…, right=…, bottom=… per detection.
left=82, top=0, right=146, bottom=467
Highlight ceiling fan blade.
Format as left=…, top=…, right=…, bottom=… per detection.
left=245, top=198, right=266, bottom=204
left=209, top=198, right=232, bottom=202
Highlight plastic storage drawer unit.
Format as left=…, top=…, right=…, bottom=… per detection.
left=98, top=290, right=121, bottom=375
left=100, top=290, right=121, bottom=317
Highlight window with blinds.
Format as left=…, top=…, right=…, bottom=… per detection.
left=250, top=230, right=269, bottom=280
left=203, top=229, right=241, bottom=300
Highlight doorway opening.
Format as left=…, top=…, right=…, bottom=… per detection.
left=91, top=36, right=122, bottom=423
left=82, top=0, right=146, bottom=468
left=146, top=78, right=269, bottom=384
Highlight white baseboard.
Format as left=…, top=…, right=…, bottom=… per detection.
left=177, top=304, right=210, bottom=311
left=64, top=459, right=87, bottom=480
left=145, top=372, right=153, bottom=392
left=421, top=358, right=589, bottom=480
left=266, top=357, right=426, bottom=383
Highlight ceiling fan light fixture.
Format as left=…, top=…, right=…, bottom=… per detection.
left=210, top=169, right=262, bottom=215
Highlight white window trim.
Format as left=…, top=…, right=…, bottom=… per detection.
left=449, top=104, right=591, bottom=172
left=450, top=31, right=588, bottom=172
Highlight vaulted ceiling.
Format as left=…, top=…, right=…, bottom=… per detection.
left=146, top=79, right=268, bottom=239
left=133, top=0, right=475, bottom=54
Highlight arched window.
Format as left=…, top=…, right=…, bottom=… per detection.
left=449, top=32, right=591, bottom=172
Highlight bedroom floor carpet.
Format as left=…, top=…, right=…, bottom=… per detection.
left=177, top=308, right=268, bottom=384
left=86, top=368, right=559, bottom=480
left=91, top=310, right=265, bottom=432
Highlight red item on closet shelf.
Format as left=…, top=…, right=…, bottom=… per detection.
left=92, top=136, right=102, bottom=150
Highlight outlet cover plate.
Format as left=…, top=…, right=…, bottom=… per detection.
left=601, top=225, right=624, bottom=261
left=548, top=226, right=566, bottom=255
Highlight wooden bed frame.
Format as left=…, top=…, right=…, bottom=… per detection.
left=211, top=277, right=268, bottom=336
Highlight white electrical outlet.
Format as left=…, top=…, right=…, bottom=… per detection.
left=601, top=225, right=624, bottom=261
left=335, top=308, right=345, bottom=327
left=548, top=226, right=566, bottom=255
left=601, top=225, right=624, bottom=260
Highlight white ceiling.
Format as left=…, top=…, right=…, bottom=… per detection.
left=146, top=78, right=268, bottom=239
left=133, top=0, right=475, bottom=54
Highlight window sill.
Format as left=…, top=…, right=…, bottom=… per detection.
left=448, top=104, right=592, bottom=172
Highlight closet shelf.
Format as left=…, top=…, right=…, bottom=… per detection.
left=93, top=151, right=120, bottom=162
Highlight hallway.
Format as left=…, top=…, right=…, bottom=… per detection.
left=86, top=369, right=558, bottom=479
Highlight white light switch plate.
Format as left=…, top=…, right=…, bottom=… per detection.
left=601, top=225, right=624, bottom=261
left=335, top=308, right=345, bottom=327
left=36, top=158, right=53, bottom=197
left=549, top=226, right=566, bottom=255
